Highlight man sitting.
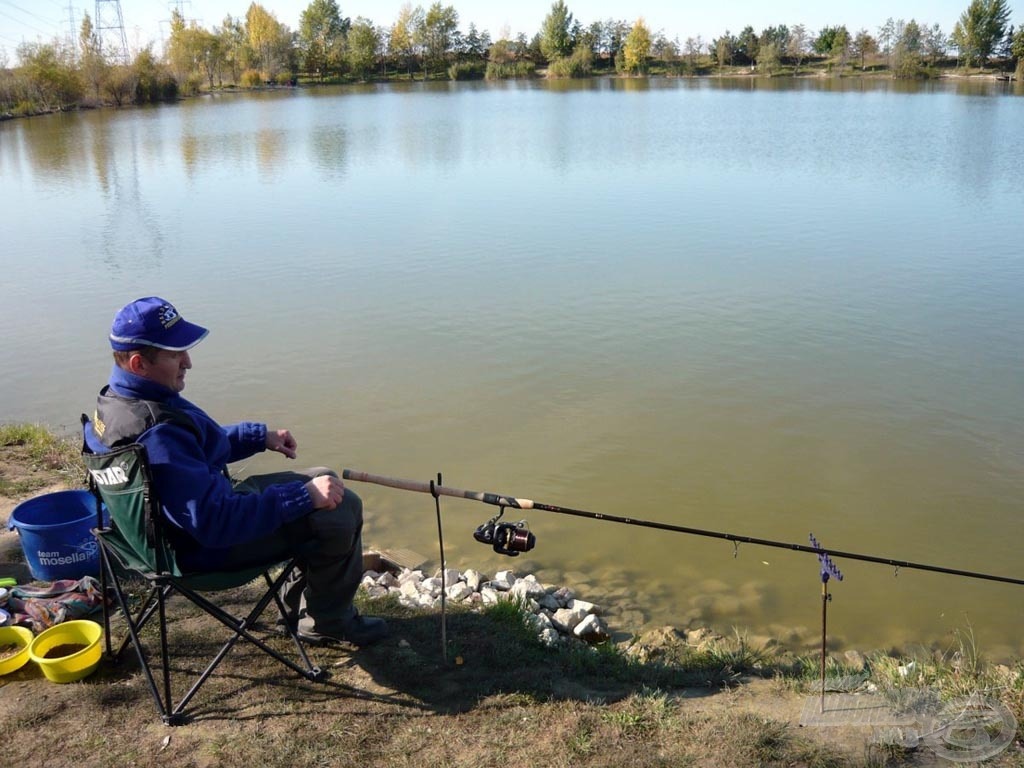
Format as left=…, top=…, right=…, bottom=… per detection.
left=84, top=296, right=387, bottom=646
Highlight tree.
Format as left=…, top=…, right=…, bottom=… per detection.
left=417, top=2, right=458, bottom=76
left=597, top=19, right=630, bottom=67
left=760, top=25, right=789, bottom=53
left=346, top=17, right=379, bottom=79
left=217, top=15, right=250, bottom=84
left=892, top=19, right=924, bottom=77
left=540, top=1, right=573, bottom=62
left=758, top=42, right=780, bottom=74
left=877, top=17, right=896, bottom=67
left=851, top=29, right=878, bottom=69
left=652, top=33, right=680, bottom=74
left=736, top=25, right=759, bottom=67
left=1012, top=25, right=1024, bottom=77
left=952, top=0, right=1011, bottom=67
left=787, top=24, right=808, bottom=72
left=712, top=31, right=736, bottom=69
left=197, top=29, right=227, bottom=87
left=299, top=0, right=349, bottom=80
left=813, top=26, right=843, bottom=55
left=245, top=2, right=293, bottom=79
left=830, top=26, right=851, bottom=69
left=682, top=36, right=703, bottom=72
left=922, top=24, right=948, bottom=66
left=462, top=23, right=490, bottom=60
left=389, top=3, right=423, bottom=77
left=79, top=13, right=108, bottom=103
left=166, top=9, right=207, bottom=91
left=622, top=17, right=651, bottom=74
left=17, top=41, right=83, bottom=110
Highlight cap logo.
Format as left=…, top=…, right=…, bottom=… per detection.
left=157, top=304, right=181, bottom=329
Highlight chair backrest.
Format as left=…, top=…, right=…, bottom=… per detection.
left=82, top=429, right=182, bottom=577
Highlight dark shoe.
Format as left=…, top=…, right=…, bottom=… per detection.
left=298, top=615, right=389, bottom=647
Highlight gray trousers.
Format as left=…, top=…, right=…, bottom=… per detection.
left=226, top=467, right=364, bottom=632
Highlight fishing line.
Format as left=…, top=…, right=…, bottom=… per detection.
left=343, top=469, right=1024, bottom=587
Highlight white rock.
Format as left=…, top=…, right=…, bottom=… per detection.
left=538, top=594, right=561, bottom=611
left=421, top=577, right=443, bottom=597
left=446, top=582, right=474, bottom=601
left=568, top=598, right=600, bottom=615
left=360, top=574, right=378, bottom=587
left=551, top=606, right=587, bottom=632
left=491, top=570, right=516, bottom=589
left=362, top=584, right=388, bottom=599
left=376, top=572, right=399, bottom=588
left=436, top=568, right=461, bottom=585
left=531, top=611, right=554, bottom=631
left=400, top=581, right=421, bottom=599
left=573, top=614, right=610, bottom=643
left=553, top=586, right=575, bottom=605
left=398, top=569, right=424, bottom=585
left=363, top=570, right=382, bottom=581
left=510, top=579, right=546, bottom=599
left=539, top=628, right=560, bottom=647
left=464, top=569, right=483, bottom=591
left=480, top=586, right=500, bottom=605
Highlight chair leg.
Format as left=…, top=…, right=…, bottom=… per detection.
left=99, top=546, right=173, bottom=722
left=97, top=548, right=326, bottom=724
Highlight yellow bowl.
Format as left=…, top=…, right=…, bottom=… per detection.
left=0, top=625, right=34, bottom=676
left=28, top=620, right=103, bottom=683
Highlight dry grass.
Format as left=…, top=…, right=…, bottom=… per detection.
left=0, top=422, right=85, bottom=496
left=0, top=580, right=874, bottom=768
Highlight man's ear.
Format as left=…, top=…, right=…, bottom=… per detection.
left=126, top=352, right=148, bottom=376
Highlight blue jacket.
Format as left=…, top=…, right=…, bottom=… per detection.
left=85, top=365, right=314, bottom=570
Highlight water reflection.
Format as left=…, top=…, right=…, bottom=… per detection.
left=310, top=125, right=349, bottom=178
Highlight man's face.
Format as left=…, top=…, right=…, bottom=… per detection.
left=136, top=349, right=192, bottom=392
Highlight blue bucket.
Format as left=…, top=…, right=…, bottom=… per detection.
left=7, top=490, right=106, bottom=581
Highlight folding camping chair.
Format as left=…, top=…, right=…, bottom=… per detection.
left=82, top=420, right=327, bottom=725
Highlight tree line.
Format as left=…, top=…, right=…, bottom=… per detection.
left=2, top=0, right=1022, bottom=117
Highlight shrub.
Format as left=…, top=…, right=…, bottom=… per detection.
left=132, top=48, right=177, bottom=103
left=547, top=44, right=593, bottom=78
left=179, top=74, right=203, bottom=96
left=447, top=61, right=486, bottom=80
left=484, top=60, right=536, bottom=80
left=240, top=69, right=264, bottom=88
left=274, top=71, right=295, bottom=86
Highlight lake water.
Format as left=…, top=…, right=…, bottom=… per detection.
left=3, top=77, right=1024, bottom=657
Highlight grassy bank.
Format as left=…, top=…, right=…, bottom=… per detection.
left=1, top=423, right=1023, bottom=766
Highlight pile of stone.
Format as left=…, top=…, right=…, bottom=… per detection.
left=360, top=566, right=610, bottom=647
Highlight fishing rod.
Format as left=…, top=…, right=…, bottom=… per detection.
left=342, top=468, right=1024, bottom=588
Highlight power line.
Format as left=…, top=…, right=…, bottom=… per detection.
left=0, top=0, right=60, bottom=27
left=0, top=8, right=53, bottom=37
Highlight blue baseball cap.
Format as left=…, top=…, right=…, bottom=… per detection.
left=109, top=297, right=209, bottom=351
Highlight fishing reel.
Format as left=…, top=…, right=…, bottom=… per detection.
left=473, top=509, right=536, bottom=557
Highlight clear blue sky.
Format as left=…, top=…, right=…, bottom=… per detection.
left=1, top=0, right=1020, bottom=57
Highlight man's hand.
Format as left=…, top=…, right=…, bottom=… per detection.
left=306, top=475, right=344, bottom=510
left=266, top=429, right=298, bottom=459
